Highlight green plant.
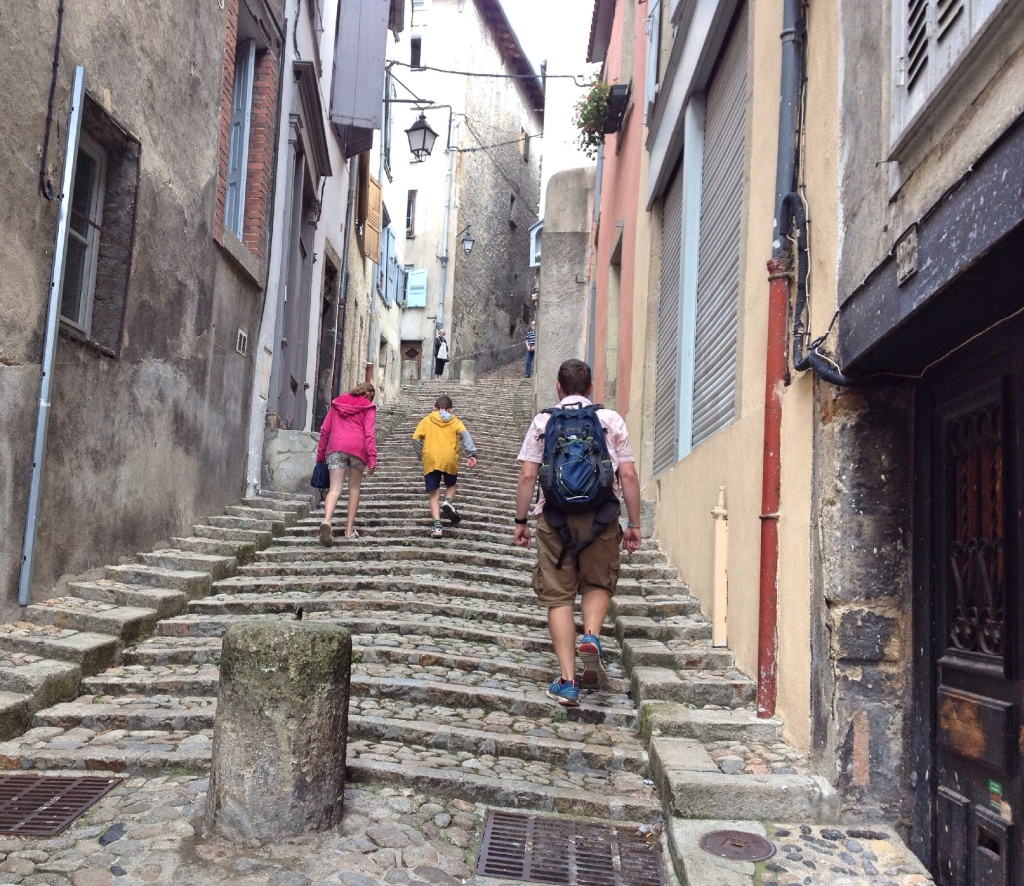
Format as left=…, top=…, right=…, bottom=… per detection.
left=552, top=708, right=568, bottom=724
left=573, top=74, right=612, bottom=159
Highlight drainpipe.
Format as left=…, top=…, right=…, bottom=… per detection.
left=436, top=111, right=456, bottom=331
left=19, top=65, right=86, bottom=606
left=335, top=155, right=357, bottom=397
left=756, top=0, right=803, bottom=718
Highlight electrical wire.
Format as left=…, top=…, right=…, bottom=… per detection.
left=389, top=59, right=591, bottom=87
left=39, top=0, right=66, bottom=200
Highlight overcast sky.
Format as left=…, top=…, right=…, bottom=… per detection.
left=500, top=0, right=595, bottom=75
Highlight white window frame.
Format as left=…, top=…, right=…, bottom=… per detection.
left=891, top=0, right=1012, bottom=149
left=60, top=134, right=106, bottom=334
left=529, top=221, right=543, bottom=268
left=225, top=39, right=256, bottom=238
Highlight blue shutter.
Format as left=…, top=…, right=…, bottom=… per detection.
left=406, top=268, right=427, bottom=307
left=225, top=40, right=255, bottom=238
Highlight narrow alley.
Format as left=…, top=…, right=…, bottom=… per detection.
left=0, top=370, right=930, bottom=885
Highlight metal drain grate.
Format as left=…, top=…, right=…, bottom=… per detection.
left=476, top=810, right=665, bottom=886
left=0, top=775, right=121, bottom=836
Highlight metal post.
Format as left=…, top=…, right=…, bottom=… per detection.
left=436, top=110, right=456, bottom=331
left=19, top=65, right=87, bottom=606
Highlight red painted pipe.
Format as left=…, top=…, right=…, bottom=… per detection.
left=365, top=361, right=373, bottom=383
left=757, top=254, right=792, bottom=718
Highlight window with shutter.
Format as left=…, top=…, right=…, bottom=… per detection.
left=225, top=40, right=256, bottom=238
left=894, top=0, right=1008, bottom=138
left=406, top=268, right=428, bottom=307
left=363, top=174, right=382, bottom=259
left=644, top=0, right=661, bottom=124
left=691, top=7, right=746, bottom=448
left=652, top=167, right=684, bottom=475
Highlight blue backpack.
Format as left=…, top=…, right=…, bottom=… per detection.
left=538, top=404, right=620, bottom=567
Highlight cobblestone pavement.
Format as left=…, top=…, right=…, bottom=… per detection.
left=0, top=368, right=934, bottom=885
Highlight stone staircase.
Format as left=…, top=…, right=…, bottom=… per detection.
left=0, top=367, right=933, bottom=885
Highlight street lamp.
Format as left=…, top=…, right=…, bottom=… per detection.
left=405, top=112, right=438, bottom=160
left=459, top=226, right=475, bottom=254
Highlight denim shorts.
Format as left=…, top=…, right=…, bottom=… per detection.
left=326, top=451, right=367, bottom=472
left=423, top=470, right=458, bottom=492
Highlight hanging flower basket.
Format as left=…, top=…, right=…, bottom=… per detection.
left=573, top=74, right=612, bottom=160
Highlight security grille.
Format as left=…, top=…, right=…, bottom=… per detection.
left=475, top=809, right=665, bottom=886
left=0, top=775, right=120, bottom=836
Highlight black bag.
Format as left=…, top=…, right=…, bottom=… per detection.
left=311, top=461, right=329, bottom=490
left=537, top=403, right=620, bottom=568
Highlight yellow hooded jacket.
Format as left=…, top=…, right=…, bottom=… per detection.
left=412, top=410, right=473, bottom=475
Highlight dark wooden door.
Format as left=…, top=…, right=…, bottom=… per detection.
left=919, top=320, right=1023, bottom=885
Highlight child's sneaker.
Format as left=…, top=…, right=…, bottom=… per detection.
left=430, top=519, right=443, bottom=539
left=578, top=633, right=608, bottom=690
left=440, top=499, right=462, bottom=524
left=546, top=677, right=580, bottom=707
left=318, top=523, right=333, bottom=548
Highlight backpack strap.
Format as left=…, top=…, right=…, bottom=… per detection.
left=543, top=497, right=621, bottom=569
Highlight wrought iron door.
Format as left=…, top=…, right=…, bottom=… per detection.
left=924, top=331, right=1022, bottom=885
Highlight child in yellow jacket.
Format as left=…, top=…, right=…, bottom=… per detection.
left=412, top=394, right=478, bottom=538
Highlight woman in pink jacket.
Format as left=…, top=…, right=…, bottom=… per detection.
left=316, top=382, right=377, bottom=544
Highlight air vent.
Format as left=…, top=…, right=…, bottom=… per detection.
left=0, top=775, right=121, bottom=836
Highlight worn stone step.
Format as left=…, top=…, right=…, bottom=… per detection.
left=234, top=560, right=533, bottom=591
left=205, top=514, right=284, bottom=535
left=105, top=564, right=212, bottom=600
left=256, top=491, right=316, bottom=509
left=25, top=598, right=158, bottom=646
left=241, top=497, right=309, bottom=518
left=346, top=758, right=661, bottom=823
left=630, top=666, right=756, bottom=709
left=0, top=654, right=81, bottom=715
left=0, top=623, right=120, bottom=675
left=121, top=637, right=224, bottom=666
left=171, top=536, right=257, bottom=564
left=638, top=703, right=783, bottom=744
left=0, top=725, right=212, bottom=776
left=621, top=639, right=735, bottom=673
left=138, top=550, right=237, bottom=582
left=610, top=594, right=698, bottom=619
left=81, top=666, right=219, bottom=698
left=66, top=579, right=187, bottom=621
left=225, top=505, right=297, bottom=528
left=615, top=615, right=711, bottom=645
left=193, top=524, right=274, bottom=549
left=34, top=697, right=217, bottom=732
left=649, top=737, right=839, bottom=823
left=0, top=692, right=32, bottom=741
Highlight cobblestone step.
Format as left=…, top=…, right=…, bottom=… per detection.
left=240, top=497, right=309, bottom=518
left=35, top=697, right=218, bottom=732
left=138, top=549, right=238, bottom=582
left=24, top=598, right=159, bottom=646
left=610, top=594, right=700, bottom=618
left=0, top=622, right=120, bottom=675
left=649, top=736, right=839, bottom=823
left=0, top=653, right=81, bottom=718
left=0, top=691, right=31, bottom=741
left=616, top=614, right=711, bottom=645
left=639, top=702, right=783, bottom=744
left=104, top=564, right=212, bottom=600
left=225, top=505, right=298, bottom=527
left=630, top=665, right=756, bottom=708
left=66, top=578, right=188, bottom=621
left=622, top=638, right=736, bottom=672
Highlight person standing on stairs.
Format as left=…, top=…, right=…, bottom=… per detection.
left=513, top=359, right=642, bottom=707
left=316, top=382, right=378, bottom=545
left=524, top=319, right=537, bottom=378
left=412, top=394, right=478, bottom=539
left=433, top=329, right=450, bottom=380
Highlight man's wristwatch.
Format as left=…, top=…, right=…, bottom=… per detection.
left=514, top=517, right=529, bottom=525
left=626, top=521, right=640, bottom=529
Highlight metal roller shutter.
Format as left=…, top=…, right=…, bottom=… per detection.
left=691, top=7, right=746, bottom=447
left=653, top=167, right=684, bottom=474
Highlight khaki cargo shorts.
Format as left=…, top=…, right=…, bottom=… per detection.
left=532, top=512, right=622, bottom=608
left=326, top=450, right=367, bottom=472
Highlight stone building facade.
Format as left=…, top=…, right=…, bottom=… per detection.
left=0, top=0, right=285, bottom=617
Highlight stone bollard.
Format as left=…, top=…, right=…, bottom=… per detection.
left=204, top=621, right=351, bottom=842
left=459, top=356, right=478, bottom=385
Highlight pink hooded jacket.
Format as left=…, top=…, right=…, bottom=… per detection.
left=316, top=394, right=377, bottom=469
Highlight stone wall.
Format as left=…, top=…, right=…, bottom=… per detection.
left=0, top=0, right=284, bottom=616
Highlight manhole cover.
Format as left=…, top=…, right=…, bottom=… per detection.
left=476, top=809, right=665, bottom=885
left=699, top=829, right=776, bottom=862
left=0, top=775, right=121, bottom=836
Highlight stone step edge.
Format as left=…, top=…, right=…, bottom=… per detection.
left=638, top=702, right=782, bottom=744
left=347, top=758, right=661, bottom=823
left=650, top=738, right=839, bottom=824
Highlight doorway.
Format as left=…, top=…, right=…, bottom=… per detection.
left=915, top=314, right=1023, bottom=885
